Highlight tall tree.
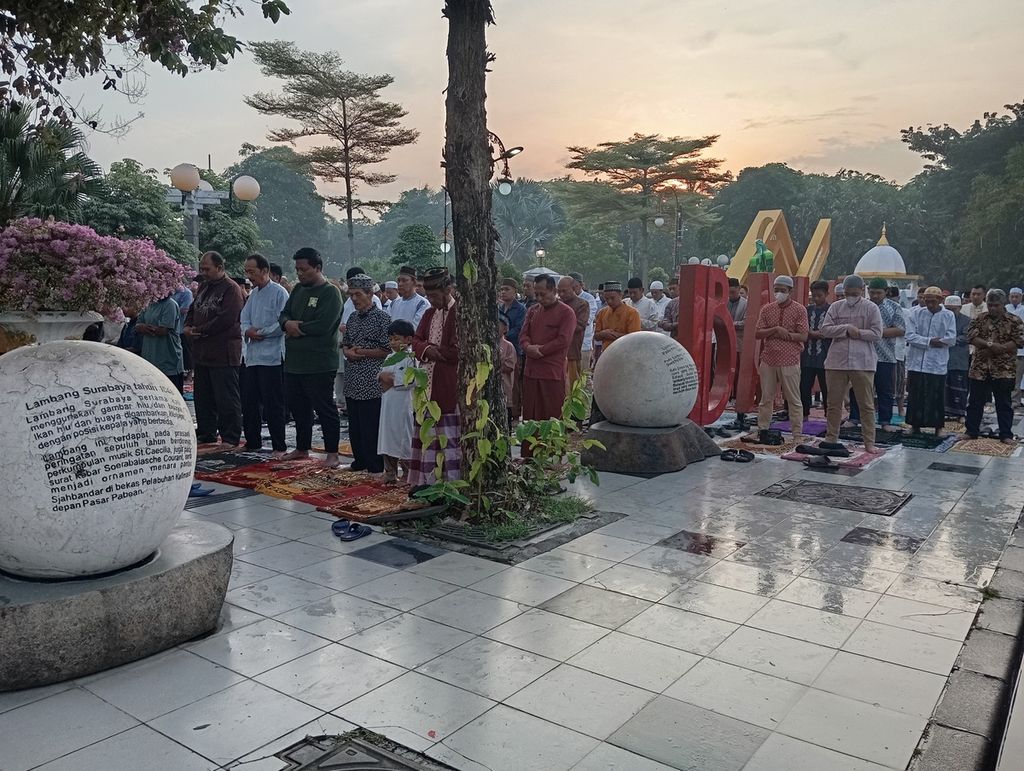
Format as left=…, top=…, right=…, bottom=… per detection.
left=0, top=102, right=103, bottom=224
left=443, top=0, right=506, bottom=491
left=0, top=0, right=288, bottom=128
left=82, top=158, right=197, bottom=264
left=371, top=186, right=447, bottom=261
left=492, top=179, right=566, bottom=266
left=391, top=224, right=440, bottom=268
left=226, top=144, right=327, bottom=260
left=245, top=41, right=419, bottom=266
left=565, top=133, right=730, bottom=280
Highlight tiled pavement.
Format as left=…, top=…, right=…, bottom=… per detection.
left=2, top=446, right=1022, bottom=770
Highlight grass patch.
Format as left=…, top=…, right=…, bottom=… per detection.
left=538, top=495, right=594, bottom=523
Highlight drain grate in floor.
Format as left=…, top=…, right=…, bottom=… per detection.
left=757, top=480, right=912, bottom=516
left=185, top=488, right=258, bottom=508
left=928, top=461, right=982, bottom=475
left=266, top=733, right=457, bottom=770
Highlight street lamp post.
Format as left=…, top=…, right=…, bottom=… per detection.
left=166, top=164, right=261, bottom=252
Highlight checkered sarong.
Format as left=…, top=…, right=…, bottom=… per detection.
left=407, top=413, right=461, bottom=487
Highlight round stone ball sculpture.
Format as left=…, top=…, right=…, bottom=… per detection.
left=0, top=341, right=197, bottom=578
left=593, top=331, right=699, bottom=427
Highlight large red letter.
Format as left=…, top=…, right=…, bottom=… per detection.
left=677, top=265, right=736, bottom=425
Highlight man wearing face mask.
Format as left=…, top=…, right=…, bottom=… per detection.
left=820, top=275, right=884, bottom=452
left=1007, top=287, right=1024, bottom=408
left=752, top=276, right=809, bottom=441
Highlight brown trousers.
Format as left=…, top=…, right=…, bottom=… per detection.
left=757, top=364, right=803, bottom=435
left=825, top=369, right=876, bottom=446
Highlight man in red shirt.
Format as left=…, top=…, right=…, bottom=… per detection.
left=520, top=274, right=578, bottom=455
left=754, top=275, right=809, bottom=441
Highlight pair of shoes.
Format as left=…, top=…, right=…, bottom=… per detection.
left=720, top=449, right=754, bottom=463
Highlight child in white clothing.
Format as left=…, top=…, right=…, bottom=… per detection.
left=377, top=319, right=416, bottom=483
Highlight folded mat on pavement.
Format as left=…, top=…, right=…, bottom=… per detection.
left=317, top=488, right=429, bottom=523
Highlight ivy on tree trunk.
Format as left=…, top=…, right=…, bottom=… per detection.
left=443, top=0, right=508, bottom=494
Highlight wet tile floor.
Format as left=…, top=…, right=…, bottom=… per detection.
left=2, top=445, right=1022, bottom=770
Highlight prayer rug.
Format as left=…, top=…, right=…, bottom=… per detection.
left=781, top=440, right=883, bottom=468
left=771, top=419, right=828, bottom=436
left=943, top=420, right=966, bottom=434
left=757, top=479, right=912, bottom=516
left=901, top=433, right=959, bottom=452
left=310, top=441, right=354, bottom=456
left=195, top=457, right=322, bottom=487
left=951, top=438, right=1020, bottom=458
left=295, top=483, right=391, bottom=508
left=838, top=428, right=903, bottom=447
left=317, top=488, right=432, bottom=523
left=721, top=437, right=801, bottom=457
left=194, top=449, right=272, bottom=474
left=254, top=468, right=378, bottom=499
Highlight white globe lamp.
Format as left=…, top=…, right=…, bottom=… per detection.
left=169, top=163, right=200, bottom=193
left=232, top=175, right=261, bottom=202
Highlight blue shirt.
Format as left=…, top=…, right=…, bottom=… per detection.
left=501, top=300, right=527, bottom=356
left=171, top=287, right=193, bottom=334
left=240, top=281, right=289, bottom=366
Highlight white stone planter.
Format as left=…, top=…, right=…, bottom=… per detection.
left=0, top=311, right=103, bottom=353
left=0, top=341, right=197, bottom=578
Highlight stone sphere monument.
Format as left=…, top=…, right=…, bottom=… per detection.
left=593, top=332, right=699, bottom=427
left=583, top=332, right=720, bottom=474
left=0, top=341, right=196, bottom=577
left=0, top=341, right=233, bottom=691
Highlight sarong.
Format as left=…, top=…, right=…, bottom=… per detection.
left=906, top=370, right=946, bottom=429
left=407, top=412, right=461, bottom=487
left=945, top=369, right=969, bottom=418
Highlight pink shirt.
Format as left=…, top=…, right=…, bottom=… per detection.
left=820, top=298, right=884, bottom=371
left=520, top=301, right=578, bottom=381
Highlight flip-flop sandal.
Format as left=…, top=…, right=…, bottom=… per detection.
left=804, top=455, right=837, bottom=468
left=734, top=449, right=755, bottom=463
left=189, top=482, right=214, bottom=497
left=720, top=449, right=739, bottom=462
left=332, top=520, right=372, bottom=541
left=818, top=441, right=846, bottom=451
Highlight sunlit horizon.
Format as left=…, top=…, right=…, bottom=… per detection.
left=69, top=0, right=1023, bottom=218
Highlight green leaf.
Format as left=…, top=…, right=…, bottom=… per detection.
left=384, top=350, right=410, bottom=367
left=427, top=400, right=441, bottom=422
left=478, top=437, right=492, bottom=458
left=463, top=261, right=478, bottom=282
left=419, top=417, right=436, bottom=447
left=438, top=434, right=449, bottom=449
left=475, top=400, right=490, bottom=431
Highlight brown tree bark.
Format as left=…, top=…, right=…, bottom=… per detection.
left=443, top=0, right=507, bottom=492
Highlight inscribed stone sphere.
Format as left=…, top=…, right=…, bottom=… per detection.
left=592, top=331, right=699, bottom=427
left=0, top=341, right=197, bottom=578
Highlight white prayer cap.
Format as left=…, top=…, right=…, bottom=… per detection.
left=1010, top=287, right=1023, bottom=295
left=372, top=283, right=380, bottom=293
left=774, top=275, right=794, bottom=288
left=650, top=281, right=665, bottom=290
left=944, top=295, right=961, bottom=307
left=384, top=280, right=398, bottom=290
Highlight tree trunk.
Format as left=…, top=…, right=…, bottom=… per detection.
left=639, top=216, right=649, bottom=282
left=443, top=0, right=507, bottom=493
left=341, top=99, right=355, bottom=268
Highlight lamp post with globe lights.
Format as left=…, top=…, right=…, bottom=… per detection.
left=166, top=163, right=262, bottom=251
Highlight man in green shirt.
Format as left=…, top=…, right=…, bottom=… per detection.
left=280, top=247, right=344, bottom=468
left=135, top=295, right=185, bottom=393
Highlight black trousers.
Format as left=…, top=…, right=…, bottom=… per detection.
left=194, top=365, right=242, bottom=445
left=967, top=376, right=1015, bottom=439
left=800, top=367, right=828, bottom=418
left=286, top=372, right=340, bottom=453
left=166, top=372, right=184, bottom=394
left=347, top=397, right=383, bottom=472
left=243, top=364, right=287, bottom=451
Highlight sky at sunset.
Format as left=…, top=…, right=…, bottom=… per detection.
left=72, top=0, right=1024, bottom=209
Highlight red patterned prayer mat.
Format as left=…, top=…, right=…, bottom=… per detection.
left=195, top=458, right=322, bottom=487
left=317, top=488, right=429, bottom=523
left=295, top=483, right=391, bottom=508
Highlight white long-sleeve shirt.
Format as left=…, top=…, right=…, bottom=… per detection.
left=579, top=290, right=598, bottom=352
left=905, top=305, right=957, bottom=374
left=626, top=296, right=661, bottom=331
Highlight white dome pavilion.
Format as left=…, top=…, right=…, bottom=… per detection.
left=854, top=225, right=908, bottom=277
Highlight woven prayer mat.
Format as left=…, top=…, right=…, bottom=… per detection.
left=722, top=437, right=801, bottom=457
left=195, top=457, right=322, bottom=487
left=838, top=429, right=904, bottom=447
left=951, top=437, right=1020, bottom=458
left=771, top=419, right=828, bottom=436
left=944, top=420, right=966, bottom=434
left=781, top=439, right=884, bottom=468
left=311, top=441, right=354, bottom=456
left=295, top=483, right=391, bottom=508
left=318, top=488, right=433, bottom=523
left=254, top=468, right=378, bottom=499
left=194, top=449, right=271, bottom=474
left=899, top=433, right=958, bottom=452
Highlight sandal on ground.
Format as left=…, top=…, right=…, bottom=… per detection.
left=332, top=520, right=372, bottom=541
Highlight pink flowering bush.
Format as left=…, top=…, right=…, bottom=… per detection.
left=0, top=218, right=188, bottom=316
